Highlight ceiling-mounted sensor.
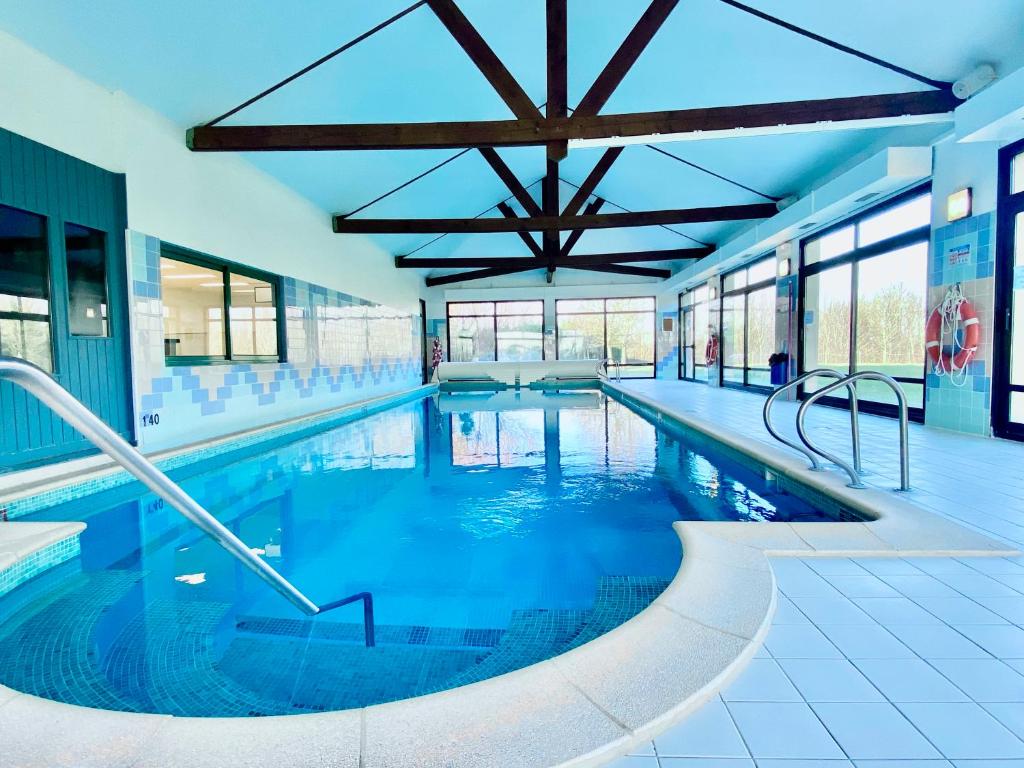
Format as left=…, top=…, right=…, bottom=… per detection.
left=953, top=64, right=997, bottom=100
left=776, top=194, right=798, bottom=212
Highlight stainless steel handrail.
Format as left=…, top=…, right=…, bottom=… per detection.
left=600, top=358, right=622, bottom=382
left=797, top=371, right=911, bottom=491
left=0, top=356, right=376, bottom=638
left=763, top=369, right=862, bottom=473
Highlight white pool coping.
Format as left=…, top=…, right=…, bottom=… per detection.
left=0, top=383, right=1018, bottom=767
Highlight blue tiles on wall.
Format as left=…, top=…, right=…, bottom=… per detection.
left=924, top=212, right=995, bottom=436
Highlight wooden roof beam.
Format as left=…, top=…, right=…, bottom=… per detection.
left=425, top=0, right=541, bottom=121
left=424, top=265, right=540, bottom=287
left=333, top=202, right=775, bottom=234
left=574, top=0, right=680, bottom=117
left=564, top=263, right=671, bottom=278
left=396, top=248, right=711, bottom=269
left=188, top=90, right=958, bottom=152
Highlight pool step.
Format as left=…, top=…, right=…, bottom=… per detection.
left=438, top=607, right=591, bottom=690
left=0, top=569, right=145, bottom=712
left=562, top=575, right=670, bottom=651
left=235, top=614, right=506, bottom=650
left=101, top=598, right=286, bottom=716
left=217, top=634, right=488, bottom=711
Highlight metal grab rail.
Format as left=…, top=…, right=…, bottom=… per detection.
left=797, top=371, right=911, bottom=492
left=0, top=357, right=376, bottom=643
left=600, top=358, right=622, bottom=382
left=763, top=369, right=863, bottom=474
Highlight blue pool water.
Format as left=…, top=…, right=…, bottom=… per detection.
left=0, top=389, right=843, bottom=715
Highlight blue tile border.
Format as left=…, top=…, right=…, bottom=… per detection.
left=0, top=534, right=81, bottom=598
left=1, top=384, right=437, bottom=520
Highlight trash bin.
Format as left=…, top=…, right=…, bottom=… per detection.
left=768, top=352, right=789, bottom=386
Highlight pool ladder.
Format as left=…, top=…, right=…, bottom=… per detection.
left=0, top=356, right=375, bottom=645
left=600, top=358, right=622, bottom=382
left=763, top=368, right=910, bottom=492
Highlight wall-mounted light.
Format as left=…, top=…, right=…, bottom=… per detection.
left=777, top=257, right=791, bottom=277
left=709, top=284, right=718, bottom=300
left=947, top=188, right=972, bottom=222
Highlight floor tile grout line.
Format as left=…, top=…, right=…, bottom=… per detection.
left=772, top=565, right=1011, bottom=761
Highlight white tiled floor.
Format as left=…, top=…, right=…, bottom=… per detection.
left=605, top=381, right=1024, bottom=768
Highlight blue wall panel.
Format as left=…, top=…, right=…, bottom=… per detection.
left=0, top=128, right=133, bottom=471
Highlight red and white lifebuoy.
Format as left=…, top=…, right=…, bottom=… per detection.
left=704, top=335, right=719, bottom=366
left=925, top=299, right=979, bottom=372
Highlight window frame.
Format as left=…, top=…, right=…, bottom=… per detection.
left=992, top=136, right=1024, bottom=440
left=159, top=242, right=286, bottom=366
left=797, top=184, right=931, bottom=422
left=63, top=221, right=111, bottom=338
left=445, top=300, right=546, bottom=363
left=0, top=202, right=55, bottom=371
left=719, top=254, right=777, bottom=392
left=678, top=286, right=710, bottom=383
left=554, top=296, right=657, bottom=378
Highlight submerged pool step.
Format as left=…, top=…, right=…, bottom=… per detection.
left=0, top=569, right=146, bottom=713
left=562, top=575, right=671, bottom=652
left=437, top=607, right=592, bottom=691
left=102, top=598, right=286, bottom=717
left=235, top=614, right=507, bottom=650
left=218, top=634, right=489, bottom=711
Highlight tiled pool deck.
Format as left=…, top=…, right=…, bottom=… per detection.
left=610, top=380, right=1024, bottom=768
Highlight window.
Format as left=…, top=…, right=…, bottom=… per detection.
left=720, top=256, right=777, bottom=389
left=556, top=297, right=655, bottom=378
left=64, top=223, right=108, bottom=337
left=0, top=204, right=52, bottom=370
left=679, top=286, right=711, bottom=382
left=159, top=245, right=282, bottom=364
left=993, top=140, right=1024, bottom=439
left=800, top=188, right=931, bottom=417
left=447, top=301, right=544, bottom=362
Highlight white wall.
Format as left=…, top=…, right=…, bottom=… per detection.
left=0, top=29, right=424, bottom=314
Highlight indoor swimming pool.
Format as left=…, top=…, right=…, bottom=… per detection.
left=0, top=389, right=848, bottom=716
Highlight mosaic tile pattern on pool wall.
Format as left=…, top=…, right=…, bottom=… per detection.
left=1, top=381, right=430, bottom=519
left=126, top=231, right=423, bottom=452
left=655, top=309, right=678, bottom=379
left=0, top=533, right=81, bottom=598
left=924, top=212, right=995, bottom=435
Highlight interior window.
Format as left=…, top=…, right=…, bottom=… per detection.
left=0, top=204, right=52, bottom=370
left=228, top=272, right=278, bottom=357
left=64, top=223, right=108, bottom=337
left=159, top=248, right=282, bottom=363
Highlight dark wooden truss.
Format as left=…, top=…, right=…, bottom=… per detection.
left=187, top=0, right=960, bottom=285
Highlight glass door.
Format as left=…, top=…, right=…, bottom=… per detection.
left=994, top=139, right=1024, bottom=439
left=799, top=188, right=931, bottom=420
left=720, top=256, right=776, bottom=390
left=679, top=286, right=710, bottom=382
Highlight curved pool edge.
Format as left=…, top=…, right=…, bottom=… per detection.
left=1, top=382, right=1020, bottom=767
left=0, top=523, right=778, bottom=768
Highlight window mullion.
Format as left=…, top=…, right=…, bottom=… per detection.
left=222, top=267, right=233, bottom=361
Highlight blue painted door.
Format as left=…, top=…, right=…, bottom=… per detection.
left=0, top=128, right=133, bottom=471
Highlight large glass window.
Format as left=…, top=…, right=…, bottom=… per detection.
left=447, top=301, right=544, bottom=362
left=800, top=189, right=931, bottom=417
left=160, top=245, right=282, bottom=364
left=679, top=286, right=710, bottom=382
left=0, top=204, right=52, bottom=370
left=557, top=297, right=655, bottom=378
left=64, top=223, right=108, bottom=337
left=720, top=256, right=776, bottom=389
left=994, top=140, right=1024, bottom=439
